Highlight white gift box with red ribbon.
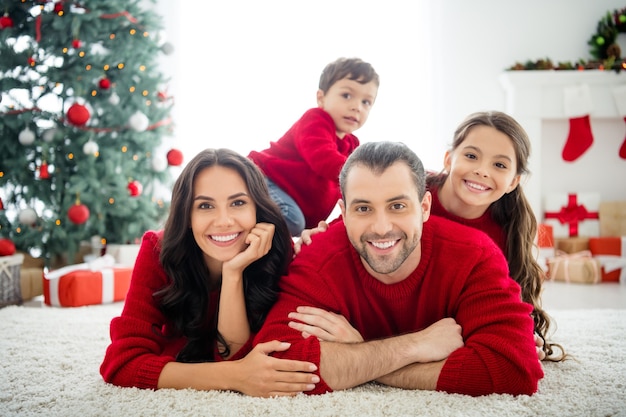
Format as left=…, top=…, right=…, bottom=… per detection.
left=544, top=193, right=600, bottom=238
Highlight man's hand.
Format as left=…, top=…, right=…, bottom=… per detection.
left=288, top=306, right=364, bottom=343
left=409, top=318, right=464, bottom=363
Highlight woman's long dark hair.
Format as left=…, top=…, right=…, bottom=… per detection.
left=154, top=148, right=293, bottom=362
left=429, top=111, right=566, bottom=361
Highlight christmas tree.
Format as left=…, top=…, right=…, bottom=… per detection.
left=0, top=0, right=180, bottom=267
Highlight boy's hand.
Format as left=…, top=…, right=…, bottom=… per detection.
left=293, top=220, right=329, bottom=255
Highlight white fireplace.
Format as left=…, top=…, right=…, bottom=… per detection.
left=499, top=70, right=626, bottom=222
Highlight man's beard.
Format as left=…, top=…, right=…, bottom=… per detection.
left=351, top=232, right=419, bottom=275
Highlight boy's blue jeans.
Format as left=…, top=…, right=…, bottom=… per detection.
left=265, top=177, right=306, bottom=236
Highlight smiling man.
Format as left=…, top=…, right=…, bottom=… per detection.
left=252, top=141, right=543, bottom=397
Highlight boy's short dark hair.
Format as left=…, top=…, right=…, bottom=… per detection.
left=318, top=57, right=379, bottom=93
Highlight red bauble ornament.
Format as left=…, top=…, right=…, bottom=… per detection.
left=99, top=78, right=111, bottom=90
left=39, top=161, right=50, bottom=179
left=167, top=149, right=183, bottom=166
left=68, top=203, right=90, bottom=225
left=0, top=238, right=16, bottom=256
left=0, top=14, right=13, bottom=29
left=67, top=103, right=90, bottom=126
left=127, top=180, right=143, bottom=197
left=72, top=39, right=82, bottom=49
left=28, top=57, right=36, bottom=66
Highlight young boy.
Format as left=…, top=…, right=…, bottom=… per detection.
left=248, top=57, right=379, bottom=236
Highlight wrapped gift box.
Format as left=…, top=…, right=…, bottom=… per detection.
left=536, top=223, right=555, bottom=271
left=1, top=254, right=24, bottom=308
left=19, top=251, right=45, bottom=269
left=599, top=201, right=626, bottom=237
left=21, top=268, right=44, bottom=300
left=555, top=237, right=589, bottom=254
left=43, top=255, right=132, bottom=307
left=544, top=193, right=600, bottom=238
left=589, top=237, right=626, bottom=283
left=547, top=251, right=601, bottom=284
left=105, top=243, right=141, bottom=267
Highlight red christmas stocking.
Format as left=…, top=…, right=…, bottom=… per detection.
left=620, top=117, right=626, bottom=159
left=563, top=85, right=594, bottom=162
left=562, top=115, right=594, bottom=162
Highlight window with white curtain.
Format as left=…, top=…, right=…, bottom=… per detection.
left=160, top=0, right=441, bottom=171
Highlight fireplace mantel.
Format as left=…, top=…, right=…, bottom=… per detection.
left=499, top=70, right=626, bottom=220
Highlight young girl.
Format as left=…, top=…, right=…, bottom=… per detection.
left=294, top=111, right=565, bottom=361
left=427, top=111, right=564, bottom=361
left=100, top=148, right=319, bottom=397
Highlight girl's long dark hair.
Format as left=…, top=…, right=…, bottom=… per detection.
left=429, top=111, right=566, bottom=361
left=154, top=148, right=293, bottom=362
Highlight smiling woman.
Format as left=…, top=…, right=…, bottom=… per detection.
left=155, top=0, right=440, bottom=171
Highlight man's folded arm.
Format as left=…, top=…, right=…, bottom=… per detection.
left=374, top=361, right=445, bottom=390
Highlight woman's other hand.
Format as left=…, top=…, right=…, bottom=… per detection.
left=234, top=340, right=319, bottom=397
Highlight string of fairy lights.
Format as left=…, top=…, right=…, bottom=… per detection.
left=0, top=1, right=180, bottom=243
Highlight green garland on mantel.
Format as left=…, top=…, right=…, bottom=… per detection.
left=508, top=6, right=626, bottom=72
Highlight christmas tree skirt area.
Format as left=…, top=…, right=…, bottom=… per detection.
left=0, top=305, right=624, bottom=417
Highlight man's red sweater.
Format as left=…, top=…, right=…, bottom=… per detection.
left=253, top=216, right=544, bottom=396
left=248, top=108, right=359, bottom=228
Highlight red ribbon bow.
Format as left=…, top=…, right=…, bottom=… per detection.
left=544, top=194, right=599, bottom=237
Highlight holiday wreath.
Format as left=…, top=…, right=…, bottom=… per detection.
left=508, top=6, right=626, bottom=72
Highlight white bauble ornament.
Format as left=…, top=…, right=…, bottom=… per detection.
left=128, top=111, right=149, bottom=132
left=161, top=42, right=175, bottom=55
left=42, top=128, right=58, bottom=142
left=18, top=208, right=38, bottom=225
left=18, top=128, right=36, bottom=145
left=83, top=140, right=99, bottom=155
left=108, top=92, right=120, bottom=106
left=151, top=154, right=168, bottom=172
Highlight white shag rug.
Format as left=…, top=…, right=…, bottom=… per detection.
left=0, top=303, right=625, bottom=417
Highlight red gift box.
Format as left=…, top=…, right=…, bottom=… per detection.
left=44, top=263, right=132, bottom=307
left=589, top=237, right=626, bottom=283
left=536, top=223, right=555, bottom=271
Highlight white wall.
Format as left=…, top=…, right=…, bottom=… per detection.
left=431, top=0, right=626, bottom=138
left=156, top=1, right=439, bottom=167
left=159, top=0, right=626, bottom=206
left=431, top=0, right=626, bottom=206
